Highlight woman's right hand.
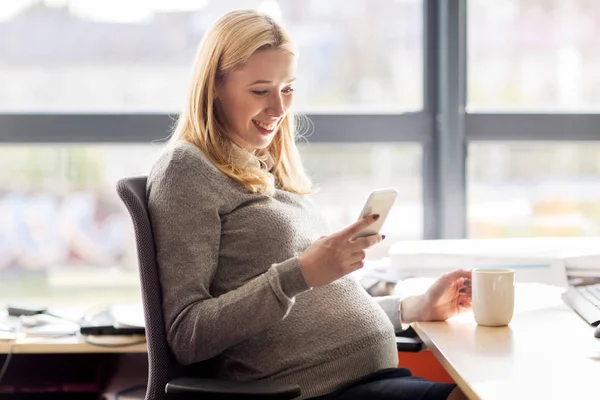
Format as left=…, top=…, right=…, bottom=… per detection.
left=298, top=214, right=384, bottom=288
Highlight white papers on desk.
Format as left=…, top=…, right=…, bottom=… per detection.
left=556, top=238, right=600, bottom=278
left=109, top=302, right=145, bottom=329
left=0, top=331, right=16, bottom=341
left=393, top=280, right=565, bottom=313
left=386, top=237, right=600, bottom=288
left=21, top=314, right=79, bottom=337
left=0, top=312, right=79, bottom=339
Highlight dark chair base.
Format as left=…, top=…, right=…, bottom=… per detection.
left=166, top=377, right=301, bottom=399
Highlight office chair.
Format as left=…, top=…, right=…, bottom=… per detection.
left=116, top=176, right=301, bottom=400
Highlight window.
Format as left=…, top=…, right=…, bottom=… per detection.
left=468, top=142, right=600, bottom=238
left=0, top=142, right=422, bottom=307
left=0, top=0, right=422, bottom=113
left=300, top=143, right=423, bottom=259
left=0, top=0, right=427, bottom=307
left=0, top=144, right=162, bottom=307
left=468, top=0, right=600, bottom=111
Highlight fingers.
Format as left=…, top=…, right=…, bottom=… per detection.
left=457, top=300, right=472, bottom=312
left=458, top=282, right=472, bottom=308
left=458, top=293, right=472, bottom=302
left=349, top=259, right=365, bottom=271
left=350, top=250, right=367, bottom=264
left=458, top=294, right=472, bottom=309
left=335, top=214, right=379, bottom=241
left=348, top=234, right=384, bottom=251
left=442, top=269, right=472, bottom=284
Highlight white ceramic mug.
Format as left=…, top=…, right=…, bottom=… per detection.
left=472, top=268, right=515, bottom=327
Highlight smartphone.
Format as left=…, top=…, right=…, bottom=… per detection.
left=354, top=188, right=398, bottom=238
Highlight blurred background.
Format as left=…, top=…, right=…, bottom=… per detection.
left=1, top=0, right=599, bottom=307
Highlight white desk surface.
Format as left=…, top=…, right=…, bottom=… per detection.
left=414, top=283, right=600, bottom=400
left=0, top=334, right=147, bottom=354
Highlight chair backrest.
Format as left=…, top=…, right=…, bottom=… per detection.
left=117, top=176, right=184, bottom=400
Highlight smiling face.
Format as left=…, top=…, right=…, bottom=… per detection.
left=216, top=49, right=297, bottom=152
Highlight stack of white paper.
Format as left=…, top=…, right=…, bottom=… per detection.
left=554, top=237, right=600, bottom=278
left=388, top=237, right=600, bottom=288
left=109, top=302, right=145, bottom=329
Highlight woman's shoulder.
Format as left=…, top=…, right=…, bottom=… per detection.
left=149, top=141, right=222, bottom=183
left=147, top=141, right=236, bottom=204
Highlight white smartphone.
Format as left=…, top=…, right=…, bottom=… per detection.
left=354, top=188, right=398, bottom=238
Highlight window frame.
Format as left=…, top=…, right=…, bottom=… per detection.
left=1, top=0, right=599, bottom=240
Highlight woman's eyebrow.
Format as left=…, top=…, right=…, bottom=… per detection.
left=247, top=78, right=297, bottom=86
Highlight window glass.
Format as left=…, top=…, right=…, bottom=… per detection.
left=468, top=0, right=600, bottom=111
left=0, top=145, right=164, bottom=308
left=0, top=142, right=422, bottom=307
left=300, top=142, right=423, bottom=256
left=0, top=0, right=422, bottom=113
left=468, top=142, right=600, bottom=238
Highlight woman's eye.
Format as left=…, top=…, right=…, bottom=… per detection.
left=252, top=90, right=268, bottom=96
left=282, top=87, right=295, bottom=94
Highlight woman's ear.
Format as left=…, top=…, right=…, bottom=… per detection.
left=213, top=96, right=223, bottom=120
left=214, top=75, right=225, bottom=99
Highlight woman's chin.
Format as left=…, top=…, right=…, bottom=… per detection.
left=251, top=136, right=274, bottom=150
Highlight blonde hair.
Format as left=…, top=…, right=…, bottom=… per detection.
left=169, top=9, right=312, bottom=196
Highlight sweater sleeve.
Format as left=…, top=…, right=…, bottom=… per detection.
left=147, top=151, right=310, bottom=365
left=373, top=295, right=405, bottom=333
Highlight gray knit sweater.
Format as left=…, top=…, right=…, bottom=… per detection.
left=147, top=142, right=402, bottom=399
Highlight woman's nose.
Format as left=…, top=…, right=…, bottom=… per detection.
left=266, top=94, right=286, bottom=117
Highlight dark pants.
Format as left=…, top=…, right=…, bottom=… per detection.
left=309, top=368, right=457, bottom=400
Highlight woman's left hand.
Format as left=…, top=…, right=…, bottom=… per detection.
left=421, top=269, right=472, bottom=321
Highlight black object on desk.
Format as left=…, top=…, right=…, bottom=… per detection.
left=562, top=283, right=600, bottom=327
left=7, top=303, right=47, bottom=317
left=79, top=309, right=145, bottom=336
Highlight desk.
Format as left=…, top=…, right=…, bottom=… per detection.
left=0, top=334, right=147, bottom=354
left=414, top=283, right=600, bottom=400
